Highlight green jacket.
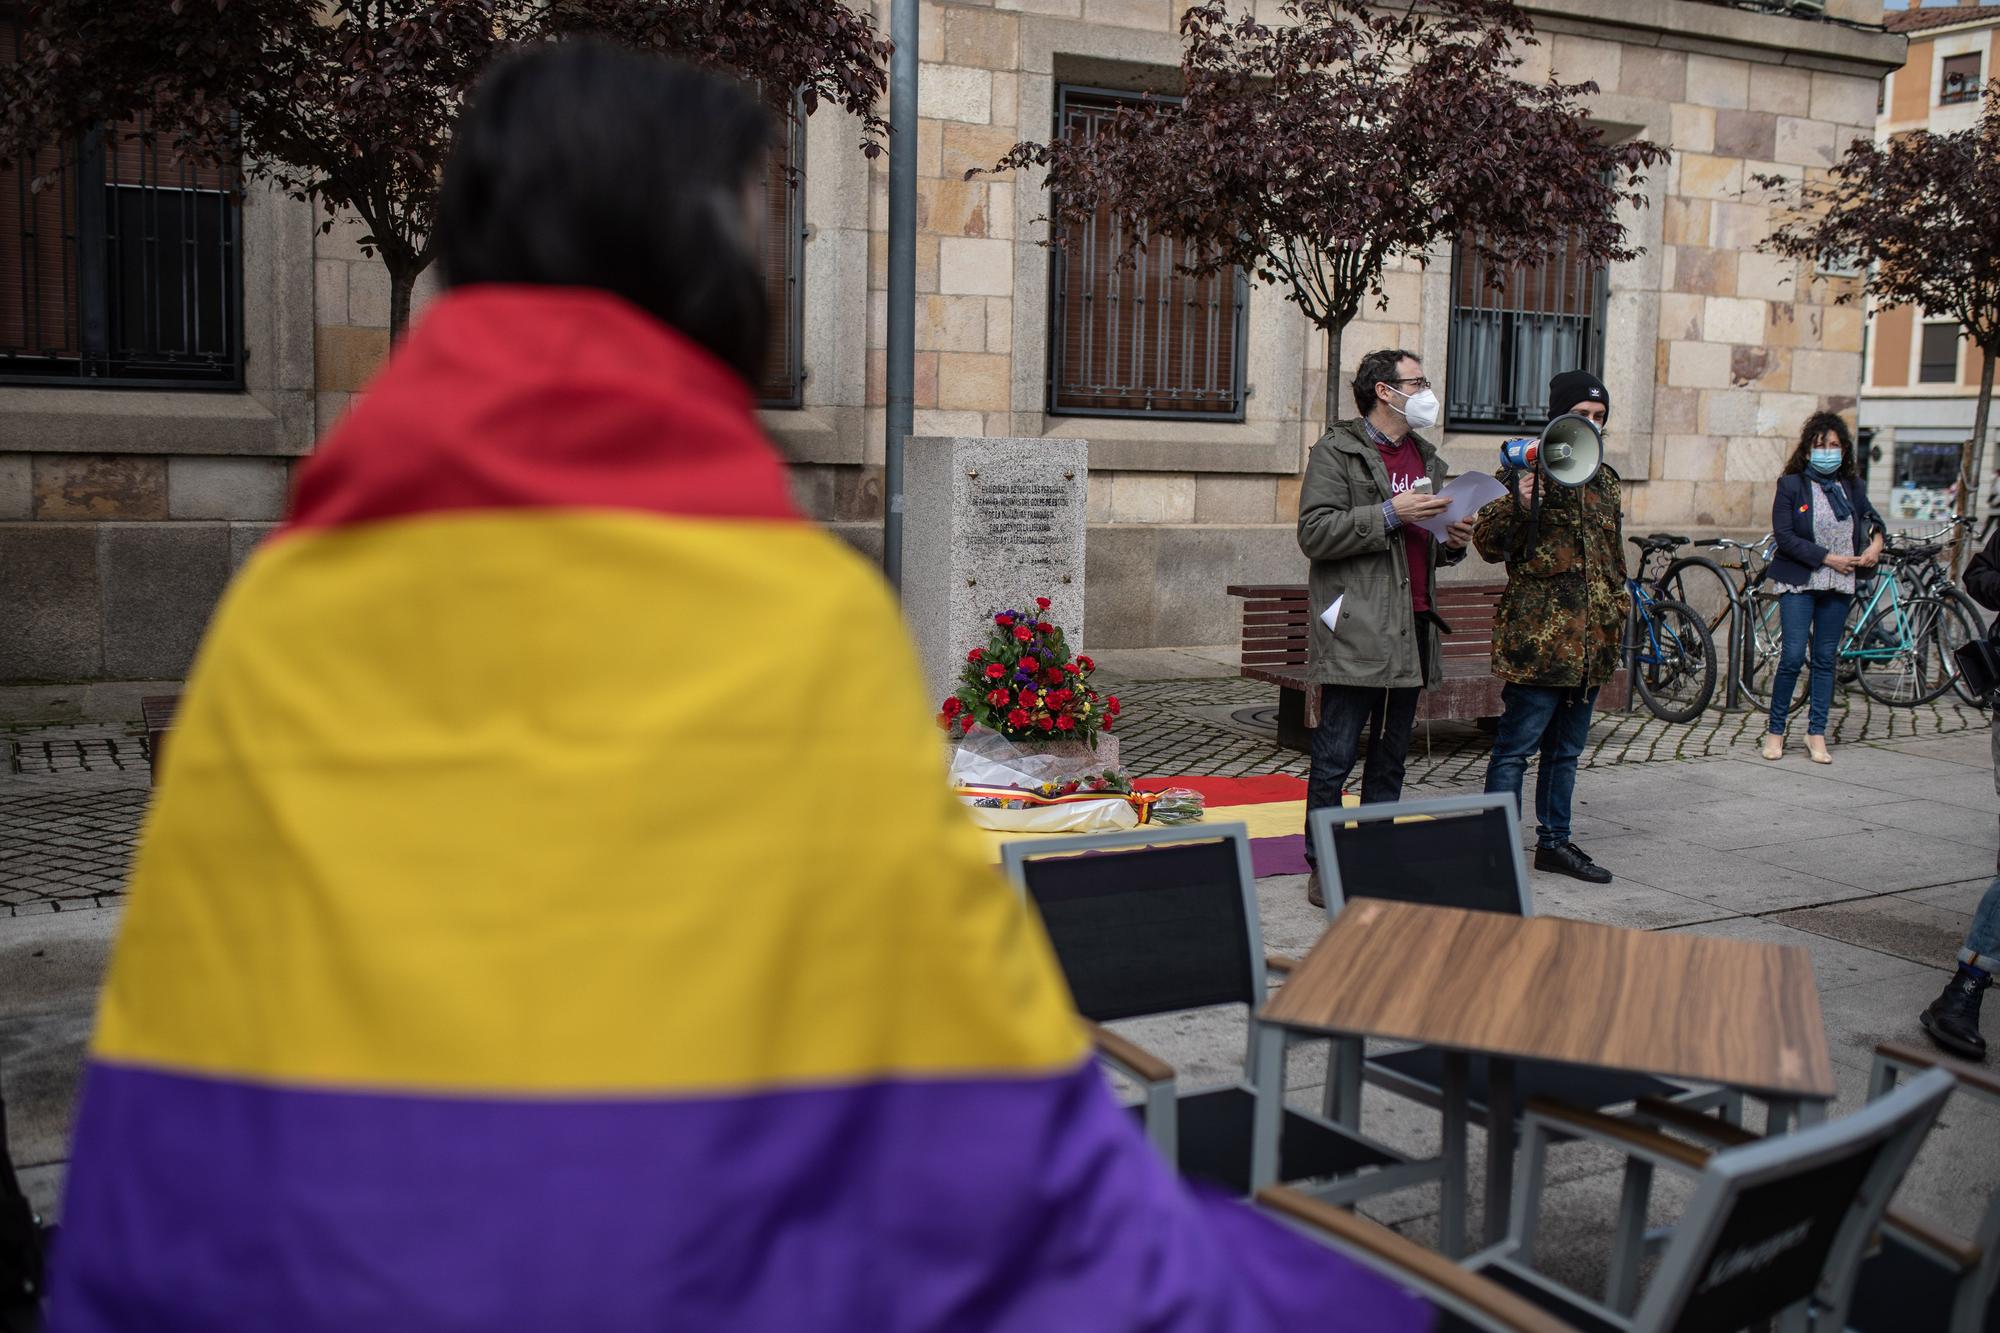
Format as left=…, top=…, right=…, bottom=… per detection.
left=1471, top=466, right=1631, bottom=688
left=1296, top=420, right=1465, bottom=689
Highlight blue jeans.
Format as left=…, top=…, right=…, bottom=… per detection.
left=1963, top=880, right=2000, bottom=972
left=1483, top=683, right=1598, bottom=849
left=1769, top=589, right=1850, bottom=736
left=1303, top=683, right=1420, bottom=865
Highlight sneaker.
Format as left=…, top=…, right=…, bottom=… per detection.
left=1920, top=968, right=1989, bottom=1062
left=1306, top=870, right=1325, bottom=910
left=1535, top=841, right=1613, bottom=884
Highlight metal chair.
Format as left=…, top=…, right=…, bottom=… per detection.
left=1258, top=1185, right=1575, bottom=1333
left=1830, top=1042, right=1996, bottom=1332
left=1463, top=1068, right=1956, bottom=1332
left=1307, top=794, right=1737, bottom=1130
left=1000, top=824, right=1427, bottom=1204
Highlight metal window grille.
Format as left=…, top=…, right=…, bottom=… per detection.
left=754, top=96, right=805, bottom=409
left=1940, top=54, right=1982, bottom=106
left=1919, top=321, right=1961, bottom=383
left=1047, top=86, right=1246, bottom=421
left=1, top=20, right=243, bottom=391
left=1445, top=230, right=1606, bottom=430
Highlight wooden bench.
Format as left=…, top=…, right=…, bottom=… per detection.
left=141, top=694, right=180, bottom=786
left=1226, top=583, right=1629, bottom=751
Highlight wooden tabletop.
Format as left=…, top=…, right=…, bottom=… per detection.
left=1263, top=900, right=1837, bottom=1100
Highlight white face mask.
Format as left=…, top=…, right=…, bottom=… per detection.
left=1385, top=384, right=1440, bottom=431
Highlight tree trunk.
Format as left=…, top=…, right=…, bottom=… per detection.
left=386, top=262, right=419, bottom=343
left=1958, top=347, right=1998, bottom=575
left=1323, top=320, right=1344, bottom=433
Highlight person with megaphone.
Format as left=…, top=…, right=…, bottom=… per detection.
left=1471, top=370, right=1626, bottom=884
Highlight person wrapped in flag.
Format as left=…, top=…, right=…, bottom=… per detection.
left=48, top=42, right=1429, bottom=1332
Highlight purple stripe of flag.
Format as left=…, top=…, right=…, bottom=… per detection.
left=52, top=1060, right=1430, bottom=1333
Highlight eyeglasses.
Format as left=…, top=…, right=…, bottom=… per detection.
left=1390, top=376, right=1433, bottom=391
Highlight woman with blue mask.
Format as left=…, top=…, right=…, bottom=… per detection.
left=1762, top=411, right=1885, bottom=762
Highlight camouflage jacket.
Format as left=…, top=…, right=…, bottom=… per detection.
left=1471, top=467, right=1631, bottom=688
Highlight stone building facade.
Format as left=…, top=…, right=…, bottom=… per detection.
left=0, top=0, right=1903, bottom=698
left=1859, top=0, right=1999, bottom=525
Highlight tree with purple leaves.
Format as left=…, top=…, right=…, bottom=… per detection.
left=1757, top=82, right=2000, bottom=571
left=980, top=0, right=1667, bottom=427
left=0, top=0, right=890, bottom=338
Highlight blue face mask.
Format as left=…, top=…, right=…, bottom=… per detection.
left=1809, top=447, right=1843, bottom=476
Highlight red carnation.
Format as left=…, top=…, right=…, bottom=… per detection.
left=985, top=662, right=1006, bottom=680
left=1063, top=662, right=1080, bottom=675
left=1076, top=655, right=1094, bottom=671
left=1037, top=714, right=1056, bottom=732
left=967, top=648, right=984, bottom=663
left=987, top=688, right=1011, bottom=707
left=1037, top=622, right=1053, bottom=633
left=1013, top=625, right=1033, bottom=642
left=995, top=613, right=1014, bottom=626
left=1022, top=657, right=1039, bottom=671
left=942, top=697, right=963, bottom=717
left=1035, top=597, right=1052, bottom=610
left=1007, top=707, right=1030, bottom=729
left=1046, top=669, right=1066, bottom=688
left=1056, top=715, right=1077, bottom=732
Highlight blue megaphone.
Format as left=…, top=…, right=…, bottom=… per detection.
left=1498, top=413, right=1603, bottom=488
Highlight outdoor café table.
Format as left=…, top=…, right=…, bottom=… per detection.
left=1250, top=899, right=1838, bottom=1258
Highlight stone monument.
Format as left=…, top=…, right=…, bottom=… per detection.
left=903, top=436, right=1115, bottom=772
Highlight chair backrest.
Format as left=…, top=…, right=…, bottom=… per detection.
left=1000, top=825, right=1265, bottom=1024
left=1638, top=1066, right=1956, bottom=1333
left=1869, top=1044, right=2000, bottom=1322
left=1307, top=794, right=1532, bottom=918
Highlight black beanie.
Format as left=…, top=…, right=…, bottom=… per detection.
left=1548, top=370, right=1609, bottom=420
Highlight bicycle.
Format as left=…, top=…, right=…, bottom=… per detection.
left=1737, top=542, right=1961, bottom=708
left=1623, top=541, right=1717, bottom=722
left=1887, top=516, right=1986, bottom=705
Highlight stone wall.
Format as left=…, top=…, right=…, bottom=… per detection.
left=0, top=0, right=1904, bottom=689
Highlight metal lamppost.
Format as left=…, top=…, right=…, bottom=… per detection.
left=882, top=0, right=918, bottom=591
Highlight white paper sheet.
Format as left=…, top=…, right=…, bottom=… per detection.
left=1410, top=471, right=1510, bottom=542
left=1319, top=593, right=1344, bottom=635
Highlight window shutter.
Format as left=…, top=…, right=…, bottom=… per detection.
left=0, top=16, right=78, bottom=360
left=753, top=101, right=802, bottom=408
left=1049, top=89, right=1242, bottom=419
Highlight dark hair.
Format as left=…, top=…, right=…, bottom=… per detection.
left=436, top=40, right=775, bottom=384
left=1783, top=411, right=1856, bottom=479
left=1352, top=348, right=1421, bottom=416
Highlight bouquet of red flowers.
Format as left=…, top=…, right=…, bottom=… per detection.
left=938, top=597, right=1119, bottom=746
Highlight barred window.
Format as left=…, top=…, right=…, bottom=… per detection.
left=1940, top=54, right=1982, bottom=106
left=1445, top=230, right=1606, bottom=430
left=1048, top=86, right=1245, bottom=420
left=2, top=18, right=242, bottom=387
left=755, top=98, right=805, bottom=409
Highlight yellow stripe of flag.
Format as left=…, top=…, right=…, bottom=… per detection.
left=96, top=512, right=1086, bottom=1093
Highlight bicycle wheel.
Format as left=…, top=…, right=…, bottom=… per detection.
left=1658, top=556, right=1735, bottom=636
left=1854, top=596, right=1957, bottom=706
left=1633, top=596, right=1717, bottom=722
left=1737, top=589, right=1803, bottom=711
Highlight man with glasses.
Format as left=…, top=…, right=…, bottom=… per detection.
left=1297, top=348, right=1474, bottom=908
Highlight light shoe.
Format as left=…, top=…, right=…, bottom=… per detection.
left=1804, top=735, right=1832, bottom=765
left=1761, top=733, right=1784, bottom=761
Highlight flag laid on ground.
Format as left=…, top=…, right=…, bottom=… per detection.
left=50, top=287, right=1428, bottom=1332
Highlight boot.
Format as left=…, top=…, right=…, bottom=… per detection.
left=1920, top=967, right=1989, bottom=1062
left=1306, top=870, right=1325, bottom=910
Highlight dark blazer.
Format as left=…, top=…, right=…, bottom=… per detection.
left=1766, top=472, right=1884, bottom=588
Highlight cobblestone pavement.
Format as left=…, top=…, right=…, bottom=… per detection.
left=3, top=687, right=1989, bottom=917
